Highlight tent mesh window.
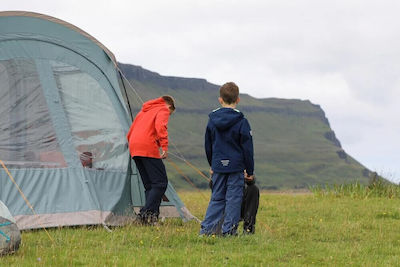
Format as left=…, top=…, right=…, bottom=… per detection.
left=0, top=59, right=67, bottom=168
left=51, top=61, right=128, bottom=170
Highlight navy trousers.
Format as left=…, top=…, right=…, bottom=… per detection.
left=133, top=156, right=168, bottom=215
left=203, top=181, right=260, bottom=235
left=200, top=172, right=244, bottom=235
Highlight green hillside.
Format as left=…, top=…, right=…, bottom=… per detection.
left=119, top=63, right=371, bottom=190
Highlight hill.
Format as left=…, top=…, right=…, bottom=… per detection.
left=118, top=63, right=371, bottom=190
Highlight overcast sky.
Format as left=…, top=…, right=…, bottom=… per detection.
left=3, top=0, right=399, bottom=182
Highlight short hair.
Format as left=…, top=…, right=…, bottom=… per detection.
left=219, top=82, right=239, bottom=104
left=162, top=95, right=175, bottom=111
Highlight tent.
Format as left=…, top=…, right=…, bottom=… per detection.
left=0, top=11, right=194, bottom=230
left=0, top=200, right=21, bottom=255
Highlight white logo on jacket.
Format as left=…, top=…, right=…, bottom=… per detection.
left=221, top=160, right=230, bottom=166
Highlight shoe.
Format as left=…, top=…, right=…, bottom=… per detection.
left=243, top=224, right=255, bottom=234
left=135, top=212, right=145, bottom=224
left=139, top=211, right=159, bottom=226
left=147, top=212, right=159, bottom=226
left=243, top=228, right=255, bottom=235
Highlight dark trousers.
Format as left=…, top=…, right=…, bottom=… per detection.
left=133, top=156, right=168, bottom=215
left=241, top=183, right=260, bottom=233
left=200, top=172, right=244, bottom=235
left=203, top=180, right=260, bottom=235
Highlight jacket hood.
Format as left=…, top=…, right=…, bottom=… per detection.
left=141, top=97, right=166, bottom=112
left=209, top=108, right=244, bottom=130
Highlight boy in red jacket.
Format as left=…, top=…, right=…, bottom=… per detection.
left=127, top=96, right=175, bottom=224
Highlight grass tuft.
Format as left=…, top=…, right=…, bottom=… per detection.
left=310, top=174, right=400, bottom=199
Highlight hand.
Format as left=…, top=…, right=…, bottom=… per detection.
left=244, top=170, right=254, bottom=182
left=160, top=150, right=168, bottom=159
left=208, top=168, right=213, bottom=189
left=245, top=175, right=255, bottom=182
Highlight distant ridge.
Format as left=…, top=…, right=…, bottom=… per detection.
left=119, top=63, right=371, bottom=190
left=119, top=63, right=218, bottom=92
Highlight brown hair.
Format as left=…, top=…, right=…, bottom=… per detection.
left=161, top=95, right=176, bottom=111
left=219, top=82, right=239, bottom=104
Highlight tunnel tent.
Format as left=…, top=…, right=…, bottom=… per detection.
left=0, top=11, right=194, bottom=230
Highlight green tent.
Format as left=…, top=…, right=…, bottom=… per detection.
left=0, top=11, right=194, bottom=229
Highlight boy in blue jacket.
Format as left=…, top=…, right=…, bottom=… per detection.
left=200, top=82, right=254, bottom=236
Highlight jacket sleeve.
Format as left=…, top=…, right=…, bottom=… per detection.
left=155, top=108, right=170, bottom=151
left=240, top=119, right=254, bottom=175
left=204, top=120, right=213, bottom=166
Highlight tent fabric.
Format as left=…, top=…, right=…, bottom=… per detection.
left=0, top=11, right=117, bottom=65
left=0, top=11, right=194, bottom=230
left=0, top=201, right=15, bottom=224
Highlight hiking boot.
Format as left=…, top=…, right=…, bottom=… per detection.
left=243, top=226, right=255, bottom=235
left=147, top=212, right=159, bottom=226
left=135, top=212, right=146, bottom=224
left=243, top=221, right=255, bottom=234
left=139, top=211, right=159, bottom=226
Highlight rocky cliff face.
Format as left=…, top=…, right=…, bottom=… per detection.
left=324, top=131, right=342, bottom=147
left=119, top=63, right=371, bottom=189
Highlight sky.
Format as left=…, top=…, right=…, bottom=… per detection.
left=2, top=0, right=399, bottom=182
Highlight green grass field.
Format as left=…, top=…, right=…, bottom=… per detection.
left=3, top=190, right=400, bottom=266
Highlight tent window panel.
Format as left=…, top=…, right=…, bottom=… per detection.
left=0, top=60, right=66, bottom=168
left=51, top=61, right=128, bottom=170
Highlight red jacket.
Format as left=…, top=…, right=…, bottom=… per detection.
left=127, top=98, right=170, bottom=158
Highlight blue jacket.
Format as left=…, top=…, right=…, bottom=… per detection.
left=205, top=107, right=254, bottom=175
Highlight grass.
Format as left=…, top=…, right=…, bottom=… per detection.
left=310, top=176, right=400, bottom=199
left=3, top=190, right=400, bottom=266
